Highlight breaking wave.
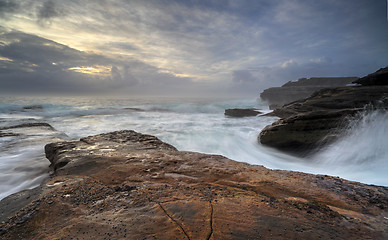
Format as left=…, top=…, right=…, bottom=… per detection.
left=312, top=109, right=388, bottom=186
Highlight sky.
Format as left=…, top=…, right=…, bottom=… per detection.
left=1, top=0, right=388, bottom=97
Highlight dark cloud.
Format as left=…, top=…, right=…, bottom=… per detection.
left=0, top=0, right=19, bottom=18
left=0, top=30, right=120, bottom=93
left=37, top=0, right=63, bottom=25
left=111, top=65, right=139, bottom=87
left=0, top=31, right=95, bottom=69
left=1, top=0, right=388, bottom=97
left=0, top=30, right=216, bottom=96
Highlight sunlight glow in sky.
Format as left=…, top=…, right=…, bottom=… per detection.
left=1, top=0, right=388, bottom=97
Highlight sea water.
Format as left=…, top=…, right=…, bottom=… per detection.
left=0, top=95, right=387, bottom=200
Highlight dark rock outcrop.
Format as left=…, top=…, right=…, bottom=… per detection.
left=0, top=122, right=64, bottom=139
left=22, top=105, right=43, bottom=110
left=224, top=108, right=262, bottom=117
left=260, top=77, right=358, bottom=109
left=259, top=67, right=388, bottom=155
left=0, top=122, right=54, bottom=131
left=353, top=66, right=388, bottom=86
left=1, top=130, right=387, bottom=239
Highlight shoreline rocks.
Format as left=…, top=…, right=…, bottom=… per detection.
left=224, top=108, right=262, bottom=117
left=259, top=67, right=388, bottom=155
left=353, top=66, right=388, bottom=86
left=260, top=77, right=357, bottom=109
left=259, top=86, right=388, bottom=155
left=1, top=130, right=387, bottom=239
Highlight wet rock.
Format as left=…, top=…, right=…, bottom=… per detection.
left=224, top=108, right=262, bottom=117
left=0, top=123, right=55, bottom=130
left=259, top=85, right=388, bottom=155
left=22, top=105, right=43, bottom=110
left=123, top=107, right=144, bottom=112
left=1, top=130, right=387, bottom=239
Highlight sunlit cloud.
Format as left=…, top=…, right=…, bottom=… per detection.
left=0, top=0, right=387, bottom=96
left=0, top=56, right=13, bottom=62
left=68, top=65, right=111, bottom=76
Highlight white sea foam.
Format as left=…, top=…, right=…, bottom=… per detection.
left=0, top=96, right=387, bottom=200
left=0, top=145, right=49, bottom=200
left=311, top=109, right=388, bottom=186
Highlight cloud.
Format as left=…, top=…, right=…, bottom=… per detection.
left=281, top=59, right=298, bottom=69
left=230, top=57, right=382, bottom=95
left=111, top=65, right=139, bottom=87
left=0, top=30, right=140, bottom=93
left=37, top=0, right=63, bottom=26
left=0, top=0, right=19, bottom=18
left=0, top=29, right=224, bottom=97
left=0, top=0, right=387, bottom=97
left=232, top=70, right=256, bottom=83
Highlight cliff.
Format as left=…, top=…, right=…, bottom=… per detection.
left=259, top=67, right=388, bottom=155
left=1, top=130, right=387, bottom=239
left=353, top=66, right=388, bottom=86
left=260, top=77, right=358, bottom=109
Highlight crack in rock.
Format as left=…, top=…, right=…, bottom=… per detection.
left=206, top=200, right=214, bottom=240
left=157, top=202, right=191, bottom=240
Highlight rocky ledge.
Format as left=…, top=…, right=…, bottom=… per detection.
left=1, top=130, right=387, bottom=239
left=259, top=67, right=388, bottom=155
left=353, top=67, right=388, bottom=86
left=260, top=77, right=357, bottom=109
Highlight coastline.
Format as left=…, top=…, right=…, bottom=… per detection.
left=1, top=130, right=387, bottom=239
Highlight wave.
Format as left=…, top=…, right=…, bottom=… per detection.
left=1, top=96, right=387, bottom=201
left=312, top=109, right=388, bottom=186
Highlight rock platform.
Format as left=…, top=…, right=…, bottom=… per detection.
left=1, top=130, right=387, bottom=239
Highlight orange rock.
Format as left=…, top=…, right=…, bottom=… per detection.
left=1, top=130, right=387, bottom=239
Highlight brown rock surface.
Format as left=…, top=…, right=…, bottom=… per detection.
left=1, top=130, right=387, bottom=239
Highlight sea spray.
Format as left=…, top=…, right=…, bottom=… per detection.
left=312, top=109, right=388, bottom=185
left=0, top=142, right=50, bottom=200
left=1, top=96, right=388, bottom=201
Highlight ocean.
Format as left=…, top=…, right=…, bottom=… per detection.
left=1, top=95, right=387, bottom=200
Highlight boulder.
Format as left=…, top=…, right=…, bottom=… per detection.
left=1, top=130, right=387, bottom=239
left=224, top=108, right=262, bottom=117
left=260, top=77, right=357, bottom=109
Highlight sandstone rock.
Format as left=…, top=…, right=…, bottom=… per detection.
left=353, top=66, right=388, bottom=86
left=260, top=77, right=357, bottom=109
left=259, top=86, right=388, bottom=154
left=1, top=130, right=387, bottom=239
left=224, top=108, right=262, bottom=117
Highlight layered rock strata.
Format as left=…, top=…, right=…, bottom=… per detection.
left=1, top=130, right=387, bottom=239
left=260, top=77, right=358, bottom=109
